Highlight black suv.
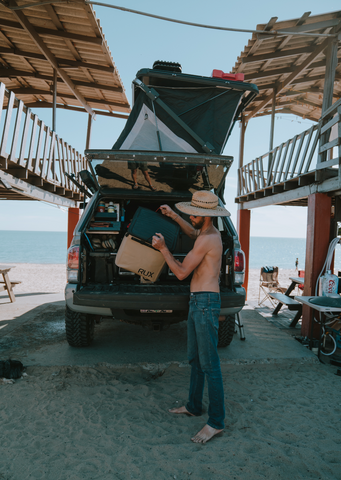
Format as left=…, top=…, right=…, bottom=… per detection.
left=64, top=63, right=258, bottom=348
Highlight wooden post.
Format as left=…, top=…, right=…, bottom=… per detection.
left=319, top=38, right=338, bottom=163
left=52, top=69, right=57, bottom=131
left=268, top=88, right=276, bottom=172
left=237, top=208, right=251, bottom=299
left=301, top=193, right=332, bottom=338
left=238, top=115, right=247, bottom=169
left=67, top=207, right=81, bottom=248
left=237, top=116, right=250, bottom=297
left=86, top=114, right=92, bottom=150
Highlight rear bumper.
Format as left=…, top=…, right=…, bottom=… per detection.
left=66, top=283, right=245, bottom=319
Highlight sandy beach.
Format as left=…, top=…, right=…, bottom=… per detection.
left=2, top=264, right=341, bottom=479
left=5, top=263, right=300, bottom=300
left=1, top=362, right=340, bottom=479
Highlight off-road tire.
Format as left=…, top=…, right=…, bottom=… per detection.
left=217, top=315, right=235, bottom=348
left=65, top=306, right=95, bottom=347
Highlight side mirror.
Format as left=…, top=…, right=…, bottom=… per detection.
left=79, top=170, right=98, bottom=194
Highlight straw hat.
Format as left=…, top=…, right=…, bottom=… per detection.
left=175, top=191, right=230, bottom=217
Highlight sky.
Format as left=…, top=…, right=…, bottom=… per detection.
left=1, top=0, right=340, bottom=236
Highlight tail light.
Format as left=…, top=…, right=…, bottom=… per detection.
left=234, top=249, right=245, bottom=285
left=67, top=245, right=79, bottom=283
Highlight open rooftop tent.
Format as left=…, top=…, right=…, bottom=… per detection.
left=0, top=0, right=130, bottom=119
left=112, top=63, right=259, bottom=155
left=89, top=62, right=258, bottom=197
left=232, top=10, right=341, bottom=123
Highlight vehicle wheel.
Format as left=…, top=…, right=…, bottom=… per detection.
left=65, top=306, right=95, bottom=347
left=217, top=315, right=235, bottom=348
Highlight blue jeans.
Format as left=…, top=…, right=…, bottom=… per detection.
left=186, top=292, right=225, bottom=430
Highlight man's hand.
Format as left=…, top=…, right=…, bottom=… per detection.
left=159, top=203, right=197, bottom=241
left=152, top=233, right=166, bottom=251
left=160, top=205, right=177, bottom=220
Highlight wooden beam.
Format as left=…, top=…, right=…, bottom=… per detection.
left=244, top=60, right=325, bottom=81
left=241, top=45, right=315, bottom=64
left=247, top=37, right=333, bottom=119
left=0, top=18, right=103, bottom=45
left=237, top=209, right=250, bottom=298
left=277, top=18, right=341, bottom=35
left=9, top=7, right=95, bottom=118
left=52, top=68, right=57, bottom=131
left=86, top=114, right=92, bottom=150
left=255, top=75, right=327, bottom=91
left=250, top=71, right=340, bottom=94
left=269, top=88, right=276, bottom=153
left=22, top=101, right=129, bottom=118
left=238, top=115, right=247, bottom=169
left=19, top=93, right=128, bottom=109
left=42, top=3, right=96, bottom=87
left=319, top=38, right=339, bottom=163
left=237, top=16, right=278, bottom=71
left=6, top=80, right=123, bottom=94
left=250, top=88, right=322, bottom=103
left=0, top=169, right=76, bottom=207
left=236, top=183, right=316, bottom=209
left=261, top=18, right=341, bottom=40
left=321, top=40, right=339, bottom=115
left=301, top=193, right=332, bottom=338
left=0, top=47, right=115, bottom=73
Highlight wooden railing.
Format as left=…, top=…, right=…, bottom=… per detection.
left=0, top=82, right=87, bottom=196
left=237, top=97, right=341, bottom=197
left=317, top=97, right=341, bottom=169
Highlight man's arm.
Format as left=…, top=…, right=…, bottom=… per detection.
left=159, top=205, right=198, bottom=240
left=152, top=233, right=207, bottom=280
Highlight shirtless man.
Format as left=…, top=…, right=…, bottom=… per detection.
left=151, top=190, right=230, bottom=443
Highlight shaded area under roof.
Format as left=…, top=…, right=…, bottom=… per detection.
left=232, top=10, right=341, bottom=122
left=0, top=0, right=130, bottom=118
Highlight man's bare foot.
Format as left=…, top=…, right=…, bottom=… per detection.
left=169, top=406, right=194, bottom=416
left=191, top=424, right=223, bottom=443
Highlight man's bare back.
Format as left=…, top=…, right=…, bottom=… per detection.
left=151, top=206, right=223, bottom=292
left=189, top=225, right=222, bottom=293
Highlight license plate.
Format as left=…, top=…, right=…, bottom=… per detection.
left=140, top=309, right=173, bottom=313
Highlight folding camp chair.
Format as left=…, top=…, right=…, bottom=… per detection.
left=258, top=266, right=287, bottom=307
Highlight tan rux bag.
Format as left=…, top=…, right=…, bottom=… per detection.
left=115, top=233, right=165, bottom=282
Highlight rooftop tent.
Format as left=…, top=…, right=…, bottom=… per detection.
left=91, top=62, right=258, bottom=195
left=112, top=62, right=259, bottom=155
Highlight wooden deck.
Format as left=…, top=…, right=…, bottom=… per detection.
left=236, top=97, right=341, bottom=208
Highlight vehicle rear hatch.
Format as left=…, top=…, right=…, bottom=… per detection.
left=86, top=150, right=232, bottom=198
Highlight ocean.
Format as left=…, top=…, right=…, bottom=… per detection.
left=0, top=231, right=68, bottom=264
left=1, top=230, right=341, bottom=270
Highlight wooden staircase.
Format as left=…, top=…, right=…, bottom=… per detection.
left=0, top=82, right=87, bottom=206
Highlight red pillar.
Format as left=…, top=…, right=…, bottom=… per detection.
left=67, top=207, right=81, bottom=248
left=237, top=208, right=251, bottom=299
left=301, top=193, right=332, bottom=338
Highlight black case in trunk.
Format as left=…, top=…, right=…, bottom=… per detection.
left=127, top=206, right=180, bottom=251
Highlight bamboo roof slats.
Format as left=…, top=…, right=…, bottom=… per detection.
left=233, top=10, right=341, bottom=122
left=0, top=0, right=130, bottom=118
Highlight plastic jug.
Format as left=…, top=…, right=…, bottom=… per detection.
left=320, top=270, right=339, bottom=297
